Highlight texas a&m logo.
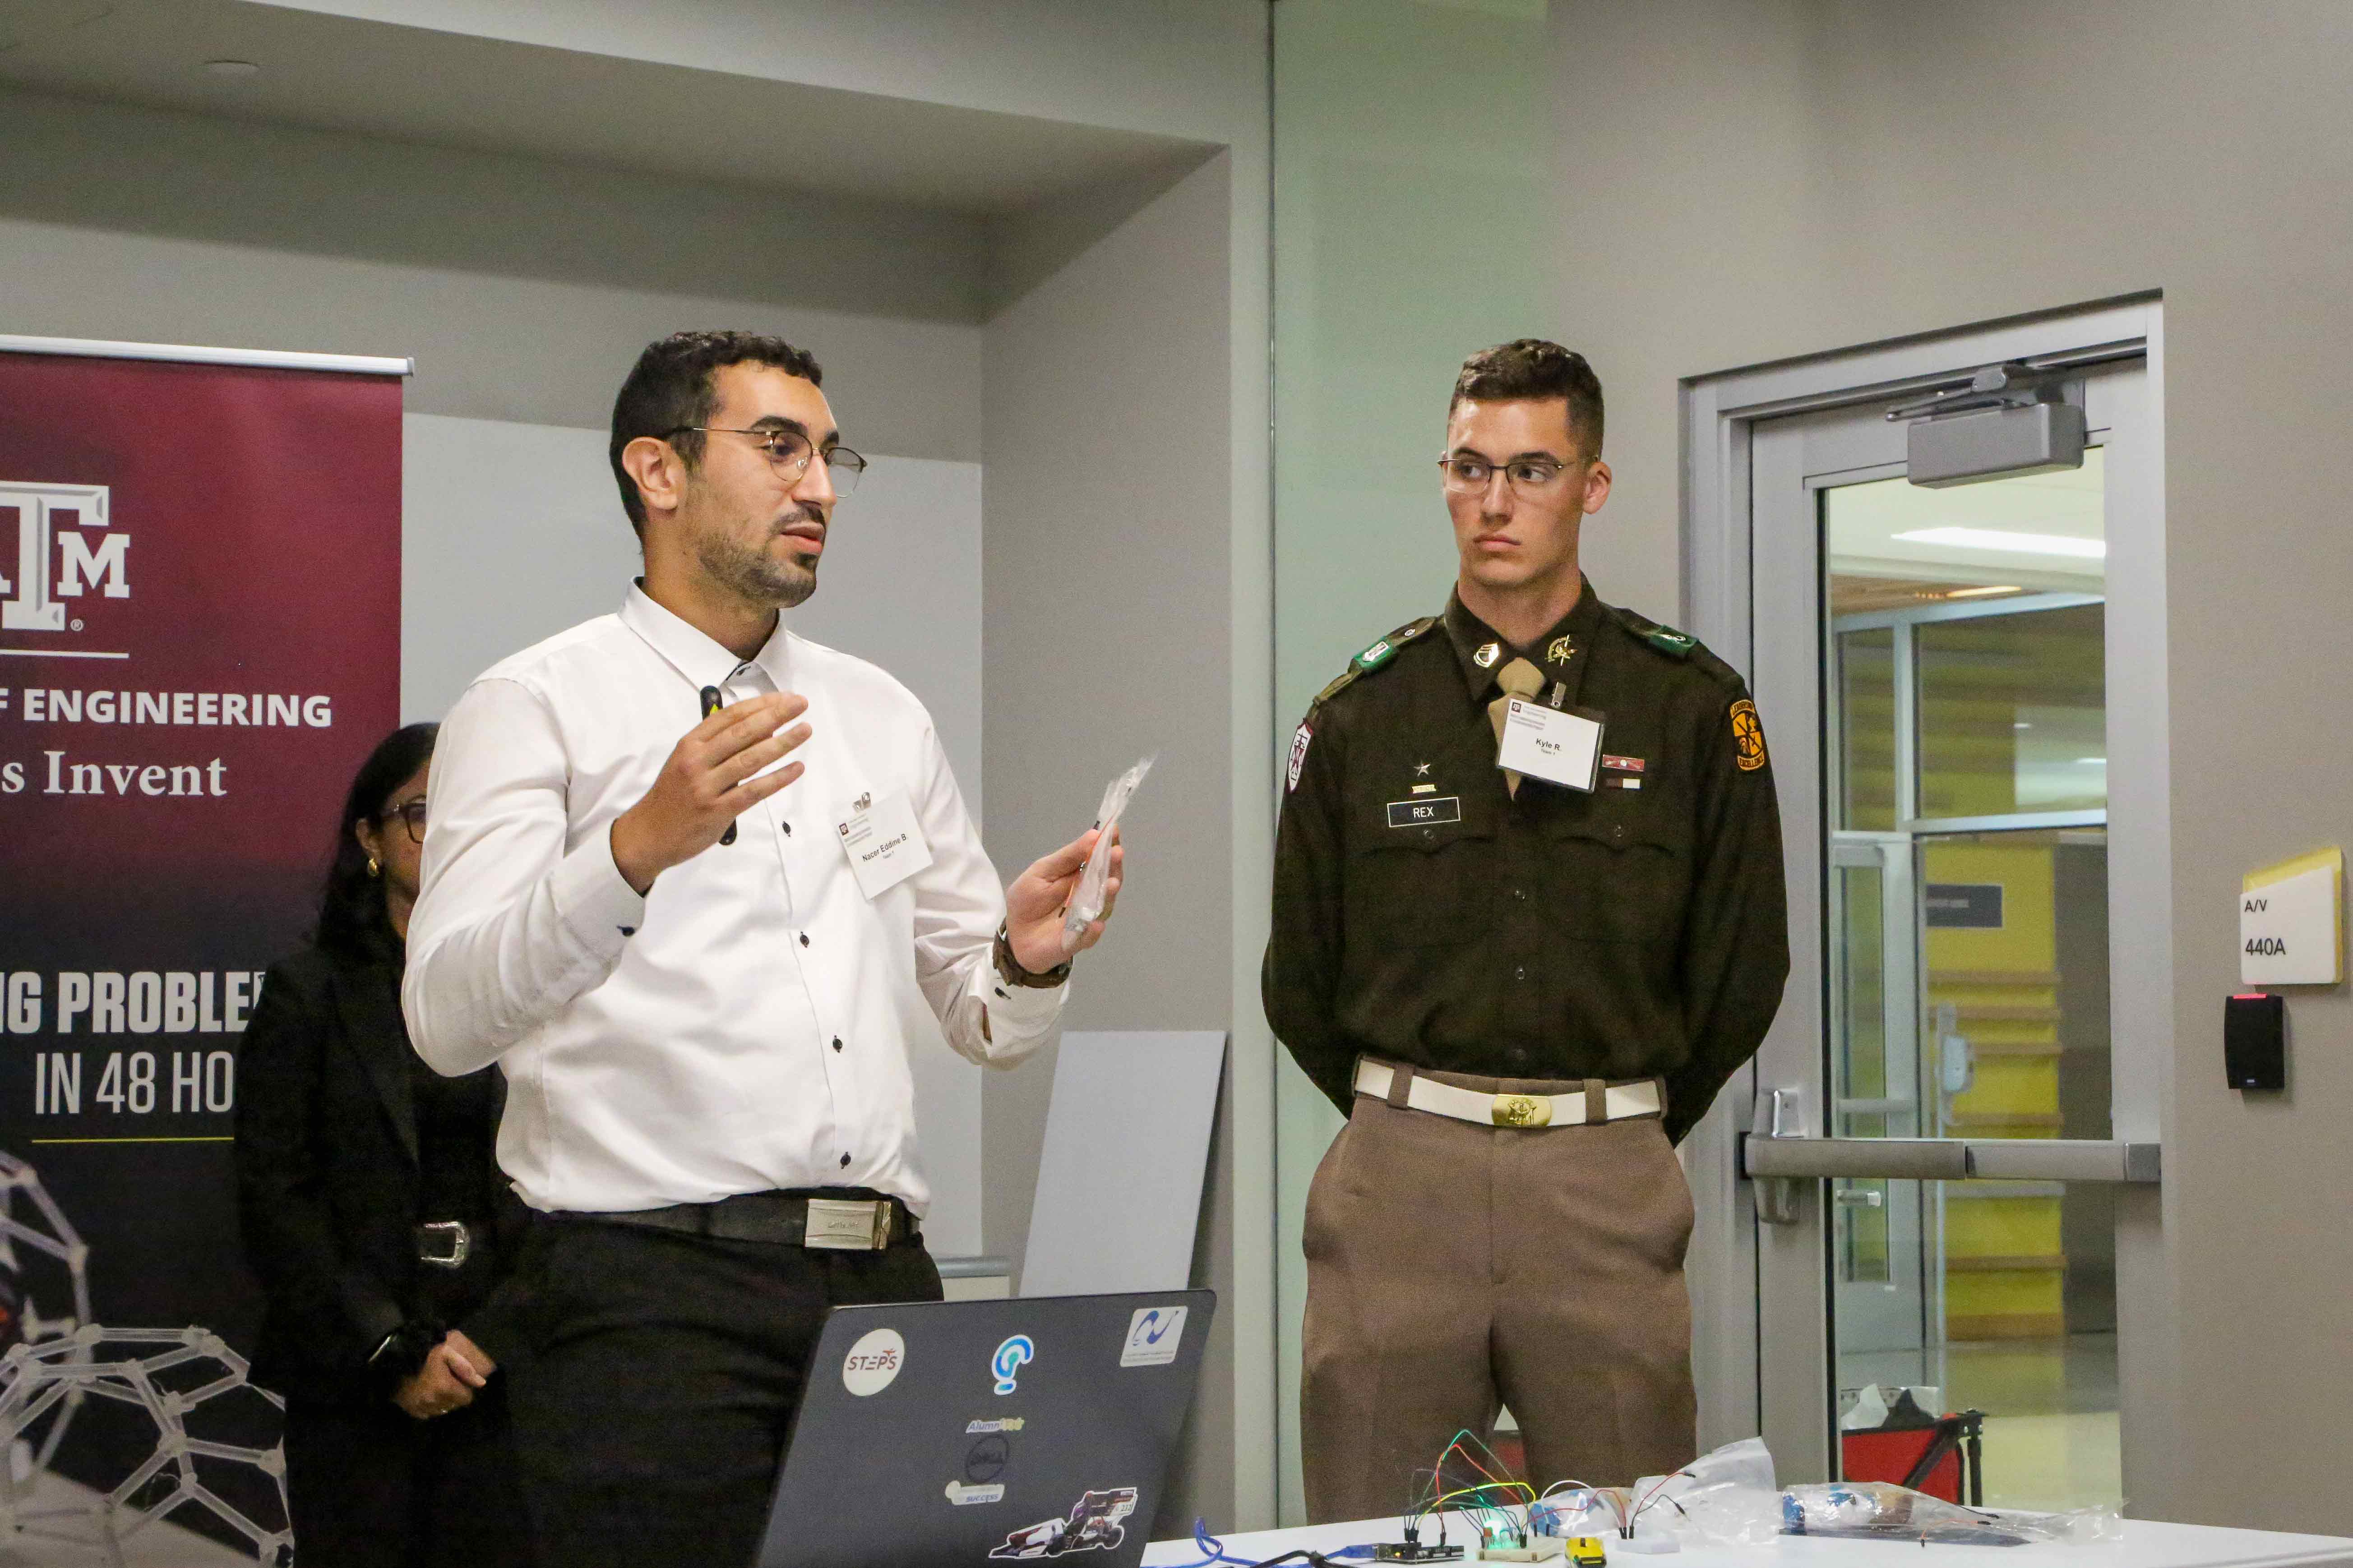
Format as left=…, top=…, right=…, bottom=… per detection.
left=0, top=484, right=129, bottom=634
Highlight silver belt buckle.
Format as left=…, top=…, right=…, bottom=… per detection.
left=417, top=1220, right=472, bottom=1269
left=804, top=1198, right=889, bottom=1251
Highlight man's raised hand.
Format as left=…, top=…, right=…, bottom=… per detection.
left=1005, top=827, right=1124, bottom=973
left=610, top=691, right=810, bottom=894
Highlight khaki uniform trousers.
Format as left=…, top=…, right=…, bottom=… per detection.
left=1300, top=1063, right=1699, bottom=1524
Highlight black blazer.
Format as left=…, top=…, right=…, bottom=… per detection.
left=234, top=937, right=528, bottom=1404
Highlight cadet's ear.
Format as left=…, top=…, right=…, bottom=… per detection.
left=1580, top=457, right=1613, bottom=517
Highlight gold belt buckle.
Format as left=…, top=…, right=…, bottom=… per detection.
left=1491, top=1093, right=1552, bottom=1128
left=804, top=1198, right=889, bottom=1250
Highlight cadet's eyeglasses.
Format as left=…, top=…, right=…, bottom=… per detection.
left=669, top=426, right=867, bottom=497
left=1437, top=454, right=1574, bottom=500
left=379, top=799, right=428, bottom=844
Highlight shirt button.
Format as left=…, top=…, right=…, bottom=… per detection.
left=1515, top=965, right=1527, bottom=980
left=1511, top=889, right=1526, bottom=901
left=839, top=1153, right=851, bottom=1168
left=1510, top=1047, right=1528, bottom=1063
left=1612, top=824, right=1626, bottom=841
left=783, top=821, right=792, bottom=836
left=832, top=1037, right=843, bottom=1053
left=800, top=933, right=810, bottom=947
left=1422, top=828, right=1435, bottom=842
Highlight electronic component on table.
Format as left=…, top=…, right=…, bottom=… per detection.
left=1567, top=1538, right=1607, bottom=1567
left=1374, top=1544, right=1464, bottom=1563
left=1475, top=1540, right=1563, bottom=1562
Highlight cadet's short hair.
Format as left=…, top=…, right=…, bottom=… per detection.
left=1450, top=339, right=1604, bottom=459
left=610, top=330, right=824, bottom=533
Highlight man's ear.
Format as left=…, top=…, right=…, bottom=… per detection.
left=621, top=435, right=684, bottom=519
left=1581, top=457, right=1613, bottom=517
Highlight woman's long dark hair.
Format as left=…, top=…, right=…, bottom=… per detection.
left=316, top=722, right=439, bottom=958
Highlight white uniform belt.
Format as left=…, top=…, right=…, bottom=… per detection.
left=1352, top=1059, right=1660, bottom=1129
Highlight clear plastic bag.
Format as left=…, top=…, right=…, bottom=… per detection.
left=1635, top=1437, right=1783, bottom=1548
left=1527, top=1439, right=1780, bottom=1551
left=1781, top=1482, right=2124, bottom=1546
left=1061, top=754, right=1152, bottom=948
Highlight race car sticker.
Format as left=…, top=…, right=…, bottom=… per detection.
left=989, top=1488, right=1138, bottom=1560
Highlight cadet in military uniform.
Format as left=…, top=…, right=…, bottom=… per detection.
left=1264, top=340, right=1789, bottom=1521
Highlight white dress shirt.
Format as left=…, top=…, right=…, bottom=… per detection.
left=403, top=585, right=1064, bottom=1215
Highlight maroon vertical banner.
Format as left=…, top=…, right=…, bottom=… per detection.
left=0, top=341, right=402, bottom=1555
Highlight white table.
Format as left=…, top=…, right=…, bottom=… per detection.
left=1145, top=1516, right=2353, bottom=1568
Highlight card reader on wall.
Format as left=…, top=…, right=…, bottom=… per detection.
left=2224, top=993, right=2286, bottom=1092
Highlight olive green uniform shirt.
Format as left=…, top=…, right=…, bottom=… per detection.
left=1262, top=580, right=1790, bottom=1143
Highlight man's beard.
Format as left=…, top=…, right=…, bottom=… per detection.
left=699, top=512, right=819, bottom=609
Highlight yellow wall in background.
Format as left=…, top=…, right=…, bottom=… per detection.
left=1926, top=841, right=2066, bottom=1338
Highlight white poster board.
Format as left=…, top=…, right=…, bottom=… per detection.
left=1020, top=1031, right=1226, bottom=1297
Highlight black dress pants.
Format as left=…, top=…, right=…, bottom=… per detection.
left=282, top=1381, right=533, bottom=1568
left=503, top=1213, right=943, bottom=1568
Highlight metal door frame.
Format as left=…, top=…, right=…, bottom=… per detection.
left=1676, top=297, right=2173, bottom=1493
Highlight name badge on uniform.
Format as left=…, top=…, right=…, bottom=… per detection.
left=1497, top=700, right=1604, bottom=792
left=835, top=788, right=933, bottom=899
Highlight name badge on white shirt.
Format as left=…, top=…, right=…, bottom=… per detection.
left=835, top=787, right=934, bottom=899
left=1497, top=700, right=1604, bottom=792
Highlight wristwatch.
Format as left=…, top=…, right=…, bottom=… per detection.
left=994, top=923, right=1072, bottom=989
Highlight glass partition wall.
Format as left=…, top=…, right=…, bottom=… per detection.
left=1823, top=454, right=2120, bottom=1510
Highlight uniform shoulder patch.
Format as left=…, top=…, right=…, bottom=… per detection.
left=1730, top=698, right=1769, bottom=771
left=1286, top=720, right=1314, bottom=792
left=1312, top=616, right=1439, bottom=707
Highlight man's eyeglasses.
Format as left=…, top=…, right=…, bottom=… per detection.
left=670, top=426, right=867, bottom=497
left=1438, top=454, right=1576, bottom=500
left=379, top=799, right=427, bottom=844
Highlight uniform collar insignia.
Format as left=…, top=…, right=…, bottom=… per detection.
left=1546, top=634, right=1576, bottom=665
left=1473, top=642, right=1501, bottom=669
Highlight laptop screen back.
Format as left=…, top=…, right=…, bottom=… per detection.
left=758, top=1289, right=1215, bottom=1568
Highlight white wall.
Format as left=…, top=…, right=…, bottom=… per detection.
left=980, top=152, right=1238, bottom=1535
left=1532, top=0, right=2353, bottom=1531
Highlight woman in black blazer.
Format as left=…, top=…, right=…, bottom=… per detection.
left=236, top=723, right=535, bottom=1567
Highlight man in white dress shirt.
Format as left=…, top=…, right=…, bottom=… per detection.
left=403, top=330, right=1121, bottom=1565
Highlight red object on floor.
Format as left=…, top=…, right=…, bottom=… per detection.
left=1841, top=1427, right=1964, bottom=1502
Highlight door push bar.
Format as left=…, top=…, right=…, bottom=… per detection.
left=1742, top=1088, right=2161, bottom=1225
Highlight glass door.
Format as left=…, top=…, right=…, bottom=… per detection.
left=1744, top=350, right=2154, bottom=1513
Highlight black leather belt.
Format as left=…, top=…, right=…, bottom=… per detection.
left=588, top=1190, right=920, bottom=1251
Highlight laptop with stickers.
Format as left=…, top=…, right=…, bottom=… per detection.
left=755, top=1289, right=1216, bottom=1568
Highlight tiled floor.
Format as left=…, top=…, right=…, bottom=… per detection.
left=1839, top=1333, right=2122, bottom=1512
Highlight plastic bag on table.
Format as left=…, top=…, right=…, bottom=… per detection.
left=1527, top=1487, right=1623, bottom=1540
left=1630, top=1437, right=1784, bottom=1548
left=1060, top=754, right=1152, bottom=949
left=1781, top=1482, right=2124, bottom=1546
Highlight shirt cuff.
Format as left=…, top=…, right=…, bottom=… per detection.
left=550, top=831, right=648, bottom=961
left=981, top=968, right=1067, bottom=1031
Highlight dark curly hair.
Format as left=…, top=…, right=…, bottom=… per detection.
left=608, top=330, right=825, bottom=534
left=1451, top=339, right=1605, bottom=460
left=316, top=723, right=438, bottom=959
